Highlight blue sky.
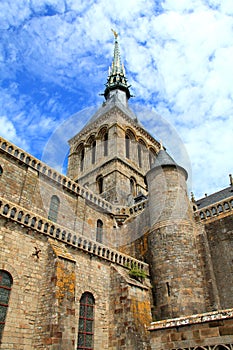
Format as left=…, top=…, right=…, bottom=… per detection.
left=0, top=0, right=233, bottom=199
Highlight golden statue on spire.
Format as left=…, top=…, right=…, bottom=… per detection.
left=111, top=28, right=118, bottom=39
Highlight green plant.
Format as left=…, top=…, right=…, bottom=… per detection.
left=128, top=265, right=146, bottom=281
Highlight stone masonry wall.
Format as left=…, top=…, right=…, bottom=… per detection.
left=0, top=213, right=152, bottom=349
left=0, top=218, right=49, bottom=350
left=205, top=215, right=233, bottom=309
left=109, top=265, right=152, bottom=350
left=0, top=151, right=115, bottom=246
left=149, top=309, right=233, bottom=349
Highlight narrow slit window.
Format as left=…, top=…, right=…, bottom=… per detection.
left=80, top=147, right=85, bottom=172
left=91, top=140, right=96, bottom=164
left=103, top=132, right=108, bottom=156
left=125, top=135, right=130, bottom=159
left=138, top=144, right=142, bottom=168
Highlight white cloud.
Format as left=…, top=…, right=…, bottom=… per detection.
left=0, top=0, right=232, bottom=198
left=0, top=115, right=28, bottom=150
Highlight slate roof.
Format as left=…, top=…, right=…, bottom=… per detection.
left=152, top=149, right=188, bottom=180
left=85, top=92, right=139, bottom=127
left=195, top=185, right=233, bottom=209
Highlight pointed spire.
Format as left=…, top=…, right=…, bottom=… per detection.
left=104, top=30, right=131, bottom=101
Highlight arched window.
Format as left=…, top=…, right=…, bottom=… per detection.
left=96, top=175, right=103, bottom=194
left=77, top=292, right=95, bottom=350
left=91, top=140, right=96, bottom=164
left=103, top=132, right=108, bottom=156
left=0, top=270, right=13, bottom=341
left=130, top=177, right=137, bottom=197
left=125, top=135, right=130, bottom=159
left=76, top=143, right=85, bottom=171
left=0, top=165, right=3, bottom=176
left=96, top=220, right=103, bottom=243
left=48, top=195, right=60, bottom=223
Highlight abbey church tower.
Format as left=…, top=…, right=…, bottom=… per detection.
left=0, top=30, right=233, bottom=350
left=67, top=31, right=160, bottom=205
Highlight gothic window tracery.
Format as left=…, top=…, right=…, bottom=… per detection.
left=77, top=292, right=95, bottom=350
left=0, top=270, right=13, bottom=341
left=48, top=195, right=60, bottom=223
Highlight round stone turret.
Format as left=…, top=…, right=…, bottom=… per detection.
left=146, top=148, right=206, bottom=320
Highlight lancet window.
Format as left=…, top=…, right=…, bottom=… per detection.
left=48, top=195, right=60, bottom=223
left=0, top=270, right=13, bottom=341
left=96, top=175, right=103, bottom=194
left=91, top=140, right=96, bottom=164
left=77, top=292, right=95, bottom=350
left=96, top=219, right=103, bottom=243
left=103, top=131, right=108, bottom=156
left=130, top=177, right=137, bottom=197
left=76, top=143, right=85, bottom=172
left=125, top=129, right=136, bottom=160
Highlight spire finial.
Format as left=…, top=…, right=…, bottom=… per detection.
left=111, top=28, right=118, bottom=39
left=103, top=30, right=131, bottom=101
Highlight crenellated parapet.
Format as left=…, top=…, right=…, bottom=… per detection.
left=0, top=196, right=149, bottom=275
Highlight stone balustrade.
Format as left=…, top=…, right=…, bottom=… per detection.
left=0, top=196, right=149, bottom=275
left=194, top=196, right=233, bottom=221
left=128, top=199, right=148, bottom=215
left=0, top=137, right=113, bottom=212
left=114, top=199, right=148, bottom=217
left=0, top=136, right=148, bottom=220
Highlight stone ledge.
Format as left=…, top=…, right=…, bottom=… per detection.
left=148, top=308, right=233, bottom=331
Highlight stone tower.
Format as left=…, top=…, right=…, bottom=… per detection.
left=146, top=147, right=207, bottom=320
left=67, top=31, right=160, bottom=205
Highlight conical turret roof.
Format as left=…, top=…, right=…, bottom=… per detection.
left=152, top=147, right=188, bottom=180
